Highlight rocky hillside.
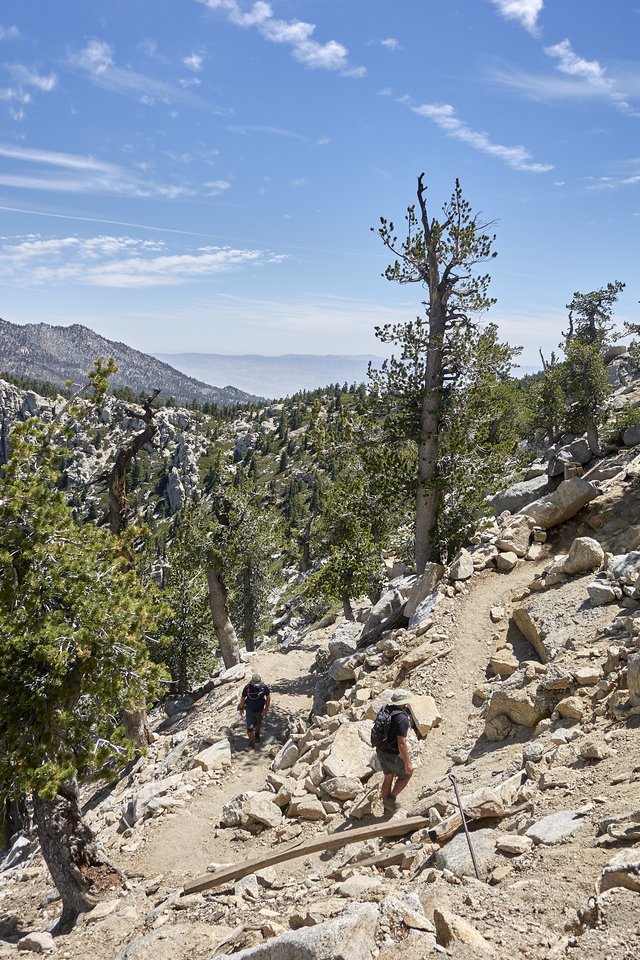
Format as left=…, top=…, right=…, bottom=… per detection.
left=2, top=346, right=640, bottom=959
left=0, top=318, right=261, bottom=406
left=2, top=375, right=640, bottom=957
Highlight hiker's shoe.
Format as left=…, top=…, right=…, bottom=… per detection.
left=255, top=731, right=261, bottom=742
left=383, top=796, right=400, bottom=811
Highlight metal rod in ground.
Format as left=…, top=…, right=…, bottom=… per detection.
left=449, top=772, right=481, bottom=882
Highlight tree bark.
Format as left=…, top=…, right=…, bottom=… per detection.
left=106, top=390, right=161, bottom=745
left=107, top=389, right=161, bottom=535
left=242, top=566, right=256, bottom=652
left=341, top=589, right=354, bottom=621
left=32, top=783, right=122, bottom=933
left=415, top=299, right=446, bottom=574
left=206, top=557, right=241, bottom=668
left=122, top=706, right=154, bottom=747
left=2, top=794, right=29, bottom=848
left=586, top=420, right=601, bottom=457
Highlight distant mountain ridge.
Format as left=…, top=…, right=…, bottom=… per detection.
left=154, top=352, right=382, bottom=397
left=0, top=319, right=260, bottom=406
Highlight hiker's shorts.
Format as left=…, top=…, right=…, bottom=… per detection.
left=376, top=748, right=409, bottom=777
left=245, top=707, right=262, bottom=731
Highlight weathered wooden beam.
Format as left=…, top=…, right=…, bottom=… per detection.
left=327, top=843, right=422, bottom=878
left=427, top=770, right=527, bottom=844
left=183, top=816, right=431, bottom=895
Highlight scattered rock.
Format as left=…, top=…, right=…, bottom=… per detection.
left=407, top=695, right=442, bottom=736
left=17, top=932, right=56, bottom=954
left=193, top=738, right=231, bottom=772
left=272, top=740, right=300, bottom=772
left=243, top=792, right=284, bottom=828
left=435, top=828, right=498, bottom=879
left=587, top=581, right=617, bottom=606
left=527, top=810, right=583, bottom=845
left=322, top=721, right=375, bottom=780
left=337, top=875, right=382, bottom=898
left=563, top=537, right=604, bottom=575
left=450, top=548, right=474, bottom=581
left=229, top=902, right=379, bottom=960
left=495, top=551, right=518, bottom=572
left=496, top=834, right=533, bottom=855
left=404, top=563, right=445, bottom=617
left=522, top=477, right=599, bottom=530
left=433, top=907, right=494, bottom=954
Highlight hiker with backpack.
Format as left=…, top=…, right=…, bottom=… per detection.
left=371, top=689, right=414, bottom=811
left=238, top=673, right=271, bottom=750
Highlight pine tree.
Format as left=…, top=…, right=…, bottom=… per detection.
left=372, top=174, right=499, bottom=571
left=0, top=400, right=166, bottom=931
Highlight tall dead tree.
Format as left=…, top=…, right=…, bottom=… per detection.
left=373, top=174, right=497, bottom=573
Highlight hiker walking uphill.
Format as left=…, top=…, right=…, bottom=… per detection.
left=371, top=689, right=414, bottom=811
left=238, top=674, right=271, bottom=749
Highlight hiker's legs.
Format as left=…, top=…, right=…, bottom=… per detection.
left=390, top=771, right=412, bottom=798
left=246, top=708, right=260, bottom=748
left=380, top=773, right=395, bottom=800
left=254, top=719, right=262, bottom=741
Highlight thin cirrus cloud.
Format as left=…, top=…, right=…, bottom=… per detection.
left=68, top=40, right=229, bottom=114
left=0, top=235, right=286, bottom=288
left=0, top=24, right=20, bottom=40
left=544, top=39, right=634, bottom=113
left=6, top=64, right=57, bottom=92
left=1, top=63, right=57, bottom=120
left=408, top=100, right=553, bottom=173
left=0, top=142, right=193, bottom=199
left=492, top=40, right=639, bottom=115
left=197, top=0, right=366, bottom=77
left=489, top=0, right=543, bottom=36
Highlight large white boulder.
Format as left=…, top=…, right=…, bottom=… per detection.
left=521, top=477, right=599, bottom=529
left=322, top=721, right=375, bottom=780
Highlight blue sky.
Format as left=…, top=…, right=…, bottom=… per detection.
left=0, top=0, right=639, bottom=368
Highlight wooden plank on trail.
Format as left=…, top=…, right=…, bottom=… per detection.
left=182, top=816, right=431, bottom=895
left=326, top=843, right=422, bottom=878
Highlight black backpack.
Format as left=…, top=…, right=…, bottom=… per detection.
left=371, top=705, right=393, bottom=749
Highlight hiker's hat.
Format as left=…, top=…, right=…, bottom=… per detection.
left=251, top=673, right=263, bottom=685
left=389, top=689, right=412, bottom=706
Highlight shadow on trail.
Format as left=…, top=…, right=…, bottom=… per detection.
left=222, top=703, right=295, bottom=768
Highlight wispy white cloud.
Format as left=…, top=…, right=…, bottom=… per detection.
left=204, top=179, right=231, bottom=195
left=228, top=122, right=327, bottom=145
left=489, top=0, right=543, bottom=36
left=0, top=142, right=194, bottom=199
left=493, top=43, right=640, bottom=115
left=544, top=38, right=634, bottom=113
left=6, top=64, right=58, bottom=92
left=72, top=39, right=114, bottom=75
left=197, top=0, right=365, bottom=77
left=408, top=100, right=553, bottom=173
left=379, top=38, right=401, bottom=51
left=184, top=52, right=204, bottom=71
left=0, top=25, right=19, bottom=40
left=0, top=234, right=285, bottom=288
left=69, top=39, right=229, bottom=114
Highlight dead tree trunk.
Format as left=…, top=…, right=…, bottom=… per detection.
left=32, top=782, right=122, bottom=933
left=108, top=389, right=161, bottom=534
left=242, top=565, right=256, bottom=652
left=206, top=556, right=241, bottom=668
left=107, top=389, right=161, bottom=746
